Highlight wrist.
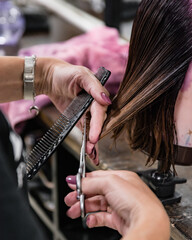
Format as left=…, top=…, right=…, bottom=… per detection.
left=122, top=206, right=170, bottom=240
left=34, top=57, right=63, bottom=96
left=34, top=57, right=46, bottom=96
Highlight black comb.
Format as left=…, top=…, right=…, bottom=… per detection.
left=26, top=67, right=111, bottom=180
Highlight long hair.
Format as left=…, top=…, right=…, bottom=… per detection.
left=102, top=0, right=192, bottom=171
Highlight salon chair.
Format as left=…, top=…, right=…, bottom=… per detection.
left=138, top=146, right=192, bottom=205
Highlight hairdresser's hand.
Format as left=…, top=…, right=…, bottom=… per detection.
left=35, top=58, right=111, bottom=164
left=65, top=170, right=170, bottom=240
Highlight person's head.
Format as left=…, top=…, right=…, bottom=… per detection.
left=102, top=0, right=192, bottom=171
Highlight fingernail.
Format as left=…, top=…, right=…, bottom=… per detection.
left=93, top=147, right=97, bottom=160
left=89, top=147, right=99, bottom=165
left=86, top=216, right=90, bottom=227
left=90, top=147, right=96, bottom=160
left=101, top=92, right=112, bottom=105
left=95, top=159, right=100, bottom=166
left=66, top=175, right=76, bottom=184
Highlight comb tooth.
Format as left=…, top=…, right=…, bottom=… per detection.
left=27, top=154, right=43, bottom=171
left=26, top=162, right=32, bottom=171
left=27, top=155, right=37, bottom=164
left=31, top=152, right=42, bottom=161
left=55, top=118, right=68, bottom=128
left=44, top=128, right=57, bottom=138
left=60, top=114, right=70, bottom=122
left=31, top=146, right=46, bottom=157
left=53, top=122, right=60, bottom=128
left=27, top=158, right=40, bottom=170
left=56, top=118, right=67, bottom=126
left=44, top=132, right=57, bottom=142
left=52, top=127, right=62, bottom=136
left=28, top=152, right=41, bottom=162
left=39, top=131, right=57, bottom=146
left=27, top=164, right=34, bottom=171
left=36, top=144, right=49, bottom=153
left=26, top=165, right=34, bottom=173
left=26, top=68, right=111, bottom=180
left=50, top=127, right=61, bottom=136
left=55, top=122, right=67, bottom=132
left=57, top=117, right=66, bottom=124
left=26, top=160, right=36, bottom=172
left=58, top=118, right=70, bottom=128
left=42, top=136, right=54, bottom=145
left=47, top=132, right=58, bottom=140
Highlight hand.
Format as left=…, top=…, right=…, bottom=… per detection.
left=36, top=58, right=111, bottom=164
left=65, top=170, right=170, bottom=240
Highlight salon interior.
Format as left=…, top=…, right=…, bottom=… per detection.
left=1, top=0, right=192, bottom=240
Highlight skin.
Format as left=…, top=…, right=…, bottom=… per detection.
left=0, top=56, right=111, bottom=164
left=65, top=170, right=170, bottom=240
left=0, top=56, right=171, bottom=238
left=174, top=62, right=192, bottom=147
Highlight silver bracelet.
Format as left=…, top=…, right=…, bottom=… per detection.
left=23, top=55, right=39, bottom=115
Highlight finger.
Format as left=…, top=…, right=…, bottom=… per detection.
left=66, top=170, right=139, bottom=190
left=66, top=201, right=80, bottom=219
left=65, top=187, right=106, bottom=206
left=64, top=191, right=78, bottom=207
left=81, top=175, right=116, bottom=196
left=87, top=144, right=99, bottom=165
left=81, top=173, right=141, bottom=200
left=88, top=101, right=108, bottom=144
left=66, top=195, right=108, bottom=219
left=86, top=212, right=117, bottom=231
left=86, top=141, right=95, bottom=155
left=66, top=175, right=77, bottom=189
left=86, top=170, right=138, bottom=182
left=79, top=69, right=112, bottom=106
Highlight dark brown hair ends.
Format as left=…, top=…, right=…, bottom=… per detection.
left=102, top=0, right=192, bottom=171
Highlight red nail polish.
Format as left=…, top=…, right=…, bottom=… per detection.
left=66, top=175, right=76, bottom=184
left=101, top=92, right=112, bottom=104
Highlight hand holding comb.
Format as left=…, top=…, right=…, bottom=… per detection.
left=26, top=67, right=111, bottom=180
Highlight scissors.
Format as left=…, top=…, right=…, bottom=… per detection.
left=76, top=118, right=87, bottom=218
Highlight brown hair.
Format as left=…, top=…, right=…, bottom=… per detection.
left=102, top=0, right=192, bottom=171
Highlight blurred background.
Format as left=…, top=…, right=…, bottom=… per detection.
left=0, top=0, right=141, bottom=56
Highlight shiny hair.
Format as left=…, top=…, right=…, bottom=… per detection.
left=102, top=0, right=192, bottom=171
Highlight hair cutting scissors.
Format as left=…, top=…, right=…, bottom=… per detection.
left=76, top=118, right=87, bottom=218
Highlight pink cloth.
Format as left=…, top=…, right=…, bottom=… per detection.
left=0, top=26, right=129, bottom=133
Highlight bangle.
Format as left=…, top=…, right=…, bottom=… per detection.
left=23, top=55, right=39, bottom=115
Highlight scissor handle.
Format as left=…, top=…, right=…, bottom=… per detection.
left=76, top=118, right=87, bottom=218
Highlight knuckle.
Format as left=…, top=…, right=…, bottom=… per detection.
left=127, top=171, right=139, bottom=179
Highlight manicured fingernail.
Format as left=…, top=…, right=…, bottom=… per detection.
left=101, top=92, right=112, bottom=104
left=95, top=158, right=100, bottom=166
left=66, top=175, right=76, bottom=184
left=90, top=147, right=96, bottom=160
left=93, top=147, right=97, bottom=160
left=86, top=216, right=90, bottom=227
left=89, top=147, right=99, bottom=165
